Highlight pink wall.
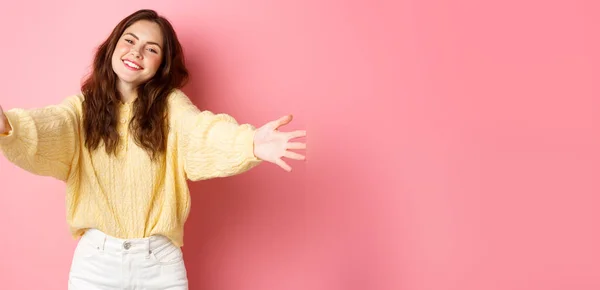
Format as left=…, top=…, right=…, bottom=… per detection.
left=0, top=1, right=599, bottom=289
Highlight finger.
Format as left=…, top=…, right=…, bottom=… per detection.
left=284, top=151, right=305, bottom=160
left=0, top=107, right=3, bottom=131
left=287, top=130, right=306, bottom=140
left=286, top=142, right=306, bottom=150
left=271, top=115, right=293, bottom=129
left=276, top=158, right=292, bottom=172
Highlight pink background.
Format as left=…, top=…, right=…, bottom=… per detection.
left=1, top=0, right=599, bottom=289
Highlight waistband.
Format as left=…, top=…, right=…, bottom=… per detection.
left=80, top=228, right=173, bottom=254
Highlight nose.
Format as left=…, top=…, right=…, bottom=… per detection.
left=130, top=47, right=142, bottom=59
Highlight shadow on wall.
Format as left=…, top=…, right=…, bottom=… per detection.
left=182, top=169, right=307, bottom=290
left=174, top=30, right=308, bottom=290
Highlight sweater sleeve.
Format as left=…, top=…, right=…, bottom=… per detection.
left=0, top=96, right=81, bottom=182
left=170, top=91, right=262, bottom=181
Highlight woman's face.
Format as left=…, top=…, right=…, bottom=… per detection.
left=111, top=20, right=164, bottom=92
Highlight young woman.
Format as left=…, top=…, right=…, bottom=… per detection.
left=0, top=9, right=306, bottom=290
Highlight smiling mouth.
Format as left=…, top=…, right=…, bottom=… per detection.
left=123, top=60, right=143, bottom=70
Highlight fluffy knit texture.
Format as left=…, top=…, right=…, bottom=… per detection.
left=0, top=89, right=262, bottom=247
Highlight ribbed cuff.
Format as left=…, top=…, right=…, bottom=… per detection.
left=240, top=126, right=262, bottom=163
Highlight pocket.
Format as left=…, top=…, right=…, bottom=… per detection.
left=142, top=243, right=188, bottom=289
left=69, top=239, right=103, bottom=280
left=150, top=242, right=184, bottom=266
left=73, top=239, right=100, bottom=259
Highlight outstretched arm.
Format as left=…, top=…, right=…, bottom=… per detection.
left=171, top=91, right=306, bottom=181
left=0, top=96, right=81, bottom=182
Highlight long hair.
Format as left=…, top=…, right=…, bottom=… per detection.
left=81, top=9, right=188, bottom=160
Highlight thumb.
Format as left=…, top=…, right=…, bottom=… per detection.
left=271, top=114, right=293, bottom=130
left=0, top=105, right=6, bottom=134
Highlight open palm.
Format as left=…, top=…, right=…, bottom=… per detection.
left=253, top=115, right=306, bottom=172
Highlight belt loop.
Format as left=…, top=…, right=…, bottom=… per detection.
left=100, top=234, right=107, bottom=253
left=146, top=237, right=152, bottom=258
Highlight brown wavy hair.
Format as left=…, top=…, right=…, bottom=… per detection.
left=81, top=9, right=189, bottom=160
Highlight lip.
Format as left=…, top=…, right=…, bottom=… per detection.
left=122, top=59, right=144, bottom=70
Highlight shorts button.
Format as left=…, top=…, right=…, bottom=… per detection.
left=123, top=241, right=131, bottom=250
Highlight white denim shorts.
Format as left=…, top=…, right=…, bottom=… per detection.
left=68, top=228, right=188, bottom=290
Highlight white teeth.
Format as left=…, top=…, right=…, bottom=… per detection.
left=123, top=60, right=141, bottom=69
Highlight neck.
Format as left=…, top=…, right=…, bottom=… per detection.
left=118, top=82, right=138, bottom=104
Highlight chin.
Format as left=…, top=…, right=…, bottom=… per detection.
left=116, top=74, right=137, bottom=85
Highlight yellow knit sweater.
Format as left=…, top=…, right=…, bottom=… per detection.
left=0, top=89, right=261, bottom=247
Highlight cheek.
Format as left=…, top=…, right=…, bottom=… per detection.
left=117, top=45, right=130, bottom=54
left=147, top=56, right=162, bottom=71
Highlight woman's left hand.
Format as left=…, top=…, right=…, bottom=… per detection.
left=253, top=115, right=307, bottom=172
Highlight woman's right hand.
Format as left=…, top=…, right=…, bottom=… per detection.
left=0, top=105, right=9, bottom=135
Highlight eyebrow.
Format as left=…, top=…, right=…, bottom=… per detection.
left=124, top=32, right=162, bottom=49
